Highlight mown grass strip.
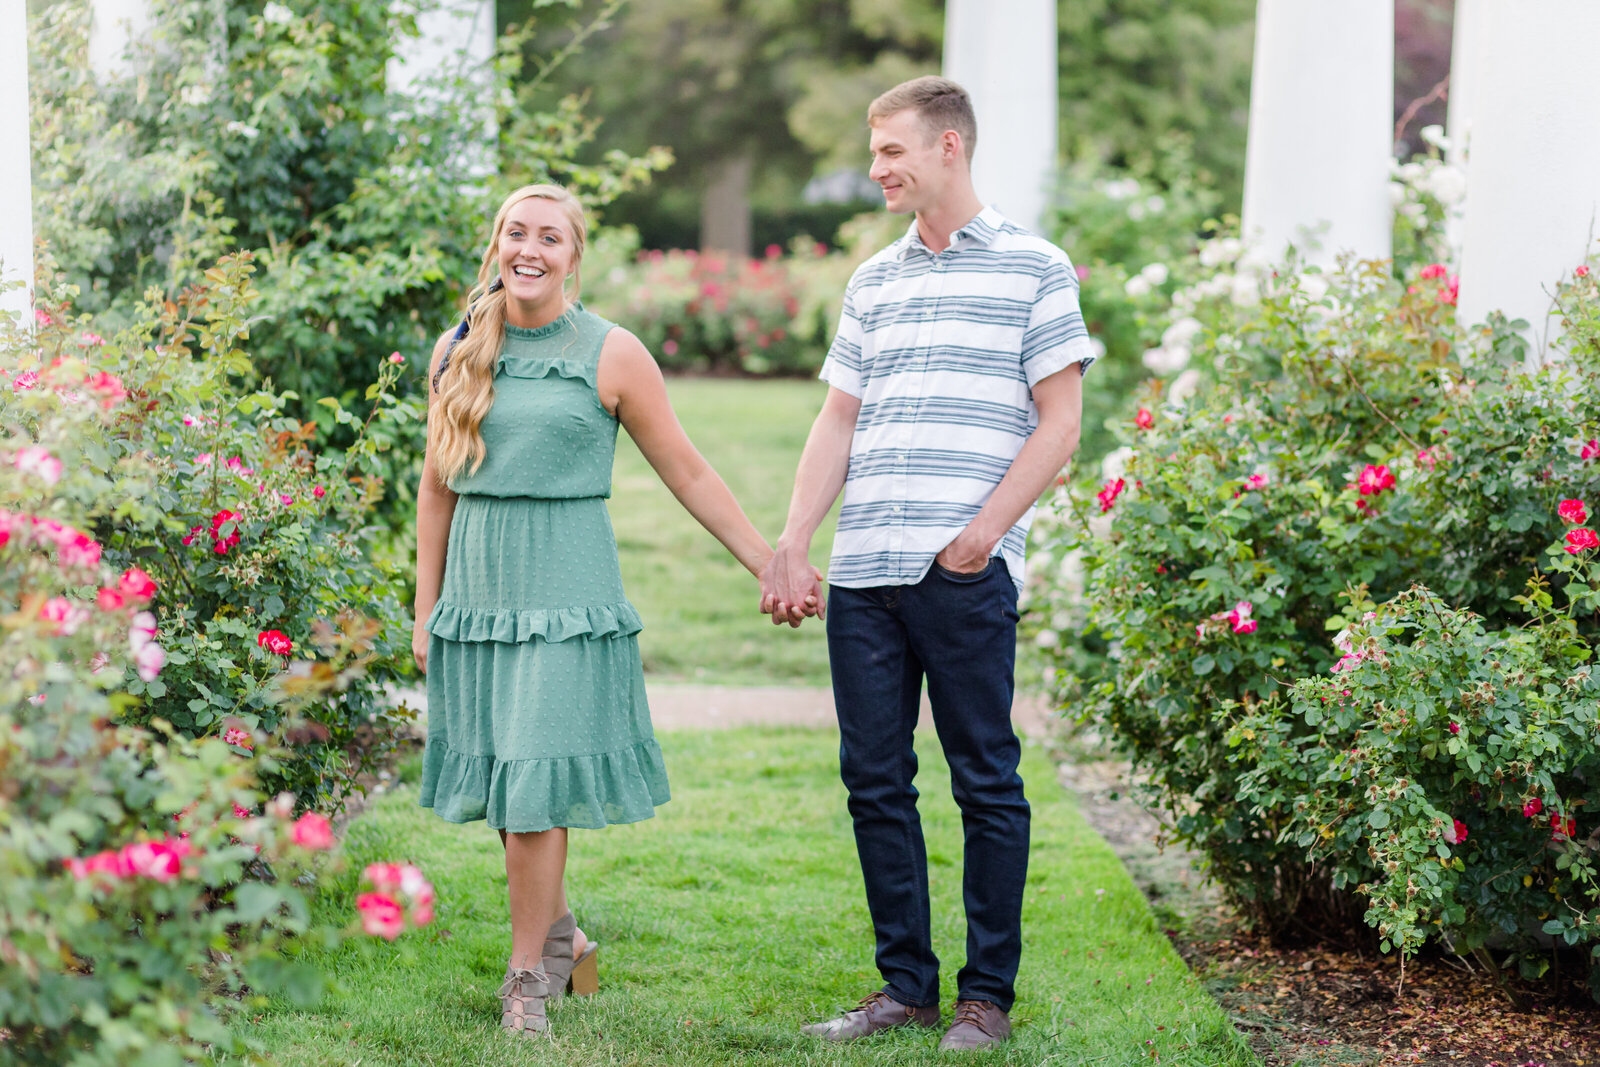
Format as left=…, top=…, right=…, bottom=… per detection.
left=233, top=727, right=1256, bottom=1066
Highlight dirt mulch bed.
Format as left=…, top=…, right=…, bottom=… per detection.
left=1055, top=747, right=1600, bottom=1067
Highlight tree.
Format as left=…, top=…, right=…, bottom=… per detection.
left=513, top=0, right=941, bottom=254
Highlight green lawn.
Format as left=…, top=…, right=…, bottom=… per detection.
left=233, top=728, right=1256, bottom=1066
left=609, top=377, right=838, bottom=685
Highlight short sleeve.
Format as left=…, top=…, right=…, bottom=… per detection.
left=1021, top=256, right=1098, bottom=386
left=818, top=285, right=865, bottom=398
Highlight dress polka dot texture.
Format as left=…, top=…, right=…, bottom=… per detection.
left=418, top=306, right=670, bottom=832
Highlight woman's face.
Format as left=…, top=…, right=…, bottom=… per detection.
left=497, top=196, right=579, bottom=316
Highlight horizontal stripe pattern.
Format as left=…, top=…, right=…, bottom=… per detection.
left=819, top=207, right=1097, bottom=591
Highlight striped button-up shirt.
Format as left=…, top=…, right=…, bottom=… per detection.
left=819, top=207, right=1096, bottom=591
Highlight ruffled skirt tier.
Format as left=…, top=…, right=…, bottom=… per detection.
left=419, top=494, right=670, bottom=832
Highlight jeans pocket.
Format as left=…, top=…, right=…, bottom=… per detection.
left=934, top=559, right=994, bottom=584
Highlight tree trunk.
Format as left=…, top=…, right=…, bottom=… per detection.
left=699, top=153, right=752, bottom=257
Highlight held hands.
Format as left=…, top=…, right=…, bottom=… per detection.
left=757, top=543, right=825, bottom=628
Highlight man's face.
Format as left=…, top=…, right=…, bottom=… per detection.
left=868, top=109, right=946, bottom=216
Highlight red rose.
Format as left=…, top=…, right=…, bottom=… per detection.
left=118, top=566, right=157, bottom=603
left=1356, top=464, right=1395, bottom=496
left=1134, top=408, right=1154, bottom=430
left=257, top=629, right=293, bottom=656
left=1559, top=499, right=1589, bottom=525
left=1550, top=814, right=1577, bottom=840
left=1523, top=797, right=1543, bottom=818
left=1566, top=528, right=1599, bottom=555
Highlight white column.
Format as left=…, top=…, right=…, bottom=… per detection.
left=1240, top=0, right=1393, bottom=266
left=389, top=0, right=497, bottom=178
left=1455, top=2, right=1600, bottom=354
left=943, top=0, right=1058, bottom=234
left=89, top=0, right=153, bottom=79
left=1, top=1, right=33, bottom=323
left=389, top=0, right=496, bottom=101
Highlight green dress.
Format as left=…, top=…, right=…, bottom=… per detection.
left=419, top=307, right=671, bottom=832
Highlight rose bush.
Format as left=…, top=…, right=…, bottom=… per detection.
left=1, top=291, right=437, bottom=1059
left=1027, top=237, right=1600, bottom=986
left=5, top=253, right=419, bottom=813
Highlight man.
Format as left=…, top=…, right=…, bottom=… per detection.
left=759, top=76, right=1095, bottom=1051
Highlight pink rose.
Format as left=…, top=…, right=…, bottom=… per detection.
left=1418, top=263, right=1448, bottom=280
left=12, top=371, right=39, bottom=392
left=1442, top=818, right=1468, bottom=845
left=85, top=371, right=127, bottom=410
left=40, top=597, right=89, bottom=636
left=96, top=587, right=127, bottom=612
left=1356, top=464, right=1395, bottom=496
left=35, top=309, right=52, bottom=327
left=12, top=446, right=63, bottom=485
left=60, top=531, right=102, bottom=569
left=356, top=892, right=405, bottom=940
left=223, top=727, right=254, bottom=750
left=195, top=452, right=213, bottom=466
left=291, top=812, right=335, bottom=850
left=78, top=332, right=104, bottom=347
left=1558, top=499, right=1588, bottom=525
left=129, top=611, right=158, bottom=650
left=118, top=567, right=157, bottom=603
left=1578, top=265, right=1591, bottom=278
left=388, top=352, right=404, bottom=365
left=1437, top=276, right=1460, bottom=306
left=134, top=641, right=166, bottom=681
left=364, top=862, right=406, bottom=894
left=1233, top=618, right=1258, bottom=635
left=1134, top=408, right=1154, bottom=430
left=1566, top=528, right=1600, bottom=555
left=1096, top=477, right=1126, bottom=514
left=312, top=485, right=326, bottom=499
left=123, top=838, right=191, bottom=882
left=257, top=629, right=293, bottom=656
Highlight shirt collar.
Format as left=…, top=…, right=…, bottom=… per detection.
left=895, top=206, right=1005, bottom=259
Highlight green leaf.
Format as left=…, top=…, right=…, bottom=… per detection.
left=1192, top=655, right=1215, bottom=676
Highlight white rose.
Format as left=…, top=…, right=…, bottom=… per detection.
left=225, top=121, right=261, bottom=140
left=1100, top=446, right=1134, bottom=483
left=1033, top=629, right=1060, bottom=649
left=1420, top=164, right=1467, bottom=206
left=1161, top=316, right=1203, bottom=348
left=1169, top=368, right=1202, bottom=404
left=1236, top=246, right=1273, bottom=278
left=1124, top=275, right=1152, bottom=299
left=1142, top=345, right=1190, bottom=375
left=1398, top=161, right=1425, bottom=183
left=179, top=84, right=213, bottom=107
left=1297, top=273, right=1329, bottom=303
left=263, top=2, right=293, bottom=24
left=1230, top=274, right=1261, bottom=308
left=1388, top=181, right=1408, bottom=207
left=1140, top=262, right=1169, bottom=286
left=1419, top=124, right=1447, bottom=150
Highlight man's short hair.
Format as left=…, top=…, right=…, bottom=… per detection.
left=868, top=76, right=977, bottom=162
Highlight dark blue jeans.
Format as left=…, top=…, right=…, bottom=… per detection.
left=826, top=558, right=1029, bottom=1012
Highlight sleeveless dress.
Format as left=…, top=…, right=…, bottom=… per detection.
left=418, top=307, right=671, bottom=832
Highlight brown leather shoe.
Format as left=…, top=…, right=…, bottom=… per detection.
left=801, top=990, right=940, bottom=1042
left=938, top=999, right=1011, bottom=1050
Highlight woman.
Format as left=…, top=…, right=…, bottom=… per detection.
left=412, top=184, right=779, bottom=1037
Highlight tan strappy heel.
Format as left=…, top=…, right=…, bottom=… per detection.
left=497, top=966, right=550, bottom=1036
left=543, top=910, right=600, bottom=1000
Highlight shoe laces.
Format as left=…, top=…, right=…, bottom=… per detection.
left=952, top=1000, right=993, bottom=1034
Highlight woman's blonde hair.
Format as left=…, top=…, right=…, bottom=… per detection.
left=428, top=184, right=588, bottom=486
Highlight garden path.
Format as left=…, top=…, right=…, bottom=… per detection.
left=399, top=681, right=1056, bottom=736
